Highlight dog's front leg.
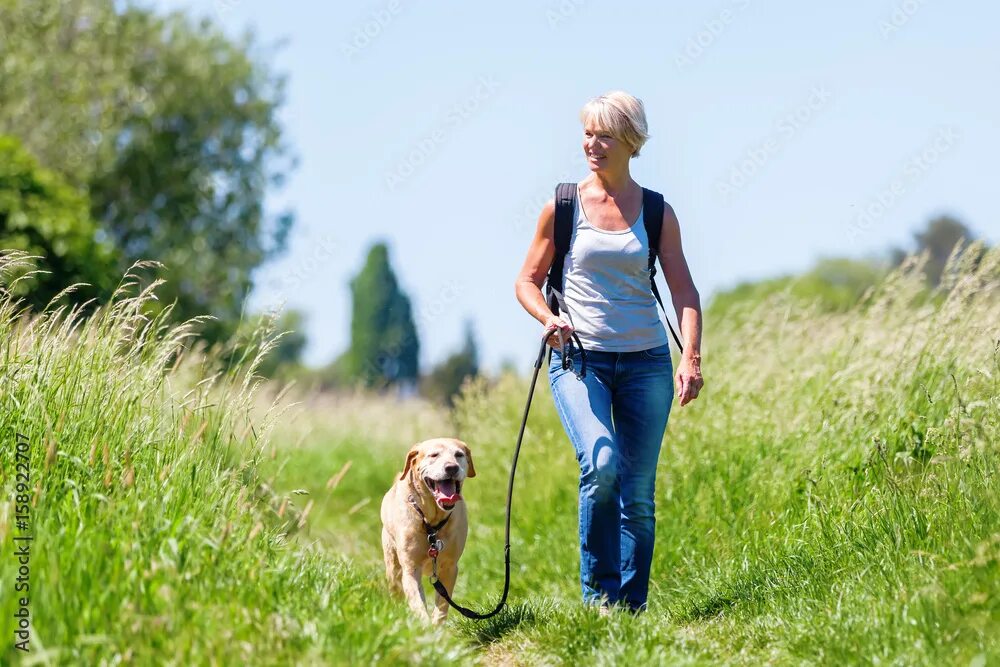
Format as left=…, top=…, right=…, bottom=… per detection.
left=381, top=530, right=403, bottom=595
left=431, top=563, right=458, bottom=625
left=399, top=563, right=430, bottom=622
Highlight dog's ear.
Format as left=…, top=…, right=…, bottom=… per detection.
left=459, top=441, right=476, bottom=478
left=399, top=445, right=420, bottom=481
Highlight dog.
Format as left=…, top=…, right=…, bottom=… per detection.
left=380, top=437, right=476, bottom=624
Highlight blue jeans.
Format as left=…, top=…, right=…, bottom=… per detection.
left=548, top=341, right=674, bottom=610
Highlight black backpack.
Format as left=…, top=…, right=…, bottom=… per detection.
left=544, top=182, right=683, bottom=352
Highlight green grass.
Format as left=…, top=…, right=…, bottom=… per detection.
left=2, top=245, right=999, bottom=665
left=0, top=252, right=470, bottom=665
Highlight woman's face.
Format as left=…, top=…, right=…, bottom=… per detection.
left=582, top=119, right=631, bottom=172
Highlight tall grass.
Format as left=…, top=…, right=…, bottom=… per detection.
left=449, top=246, right=1000, bottom=665
left=262, top=245, right=999, bottom=665
left=0, top=251, right=470, bottom=665
left=1, top=243, right=998, bottom=665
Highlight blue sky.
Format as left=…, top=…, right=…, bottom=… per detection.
left=151, top=0, right=999, bottom=372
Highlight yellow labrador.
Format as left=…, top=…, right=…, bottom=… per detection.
left=380, top=437, right=476, bottom=624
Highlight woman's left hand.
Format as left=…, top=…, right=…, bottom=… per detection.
left=675, top=354, right=704, bottom=406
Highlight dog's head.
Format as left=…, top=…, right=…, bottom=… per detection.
left=399, top=438, right=476, bottom=511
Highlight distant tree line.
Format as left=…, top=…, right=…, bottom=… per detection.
left=708, top=215, right=988, bottom=320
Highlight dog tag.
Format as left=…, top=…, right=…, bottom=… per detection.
left=427, top=538, right=443, bottom=558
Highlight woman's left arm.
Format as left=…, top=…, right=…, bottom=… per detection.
left=657, top=202, right=704, bottom=406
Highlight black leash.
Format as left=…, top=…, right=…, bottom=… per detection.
left=429, top=328, right=587, bottom=620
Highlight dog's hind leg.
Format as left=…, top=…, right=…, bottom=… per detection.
left=431, top=563, right=458, bottom=625
left=381, top=528, right=403, bottom=595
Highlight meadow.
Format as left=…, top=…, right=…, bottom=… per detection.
left=1, top=245, right=998, bottom=665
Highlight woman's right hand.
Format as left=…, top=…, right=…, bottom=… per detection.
left=543, top=315, right=574, bottom=349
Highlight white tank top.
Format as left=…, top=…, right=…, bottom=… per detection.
left=558, top=190, right=669, bottom=352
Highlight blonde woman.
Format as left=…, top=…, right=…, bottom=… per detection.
left=514, top=91, right=704, bottom=613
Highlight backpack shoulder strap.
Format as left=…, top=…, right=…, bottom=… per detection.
left=546, top=182, right=577, bottom=315
left=642, top=187, right=665, bottom=281
left=642, top=187, right=684, bottom=352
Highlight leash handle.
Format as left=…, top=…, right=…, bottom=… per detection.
left=540, top=327, right=588, bottom=378
left=552, top=327, right=587, bottom=376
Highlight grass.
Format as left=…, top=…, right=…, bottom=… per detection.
left=0, top=252, right=470, bottom=665
left=1, top=244, right=999, bottom=665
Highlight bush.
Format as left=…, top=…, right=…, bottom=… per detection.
left=707, top=256, right=887, bottom=324
left=0, top=135, right=118, bottom=307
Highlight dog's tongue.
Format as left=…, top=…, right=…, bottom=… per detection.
left=433, top=479, right=461, bottom=505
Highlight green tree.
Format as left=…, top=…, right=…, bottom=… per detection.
left=0, top=1, right=129, bottom=185
left=890, top=215, right=979, bottom=286
left=344, top=242, right=419, bottom=389
left=0, top=135, right=118, bottom=307
left=912, top=215, right=975, bottom=286
left=421, top=320, right=480, bottom=406
left=0, top=0, right=294, bottom=343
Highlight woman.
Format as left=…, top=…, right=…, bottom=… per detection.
left=514, top=91, right=704, bottom=613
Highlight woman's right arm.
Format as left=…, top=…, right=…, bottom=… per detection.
left=514, top=199, right=574, bottom=344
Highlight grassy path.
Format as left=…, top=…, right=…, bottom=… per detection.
left=262, top=247, right=1000, bottom=665
left=2, top=247, right=999, bottom=664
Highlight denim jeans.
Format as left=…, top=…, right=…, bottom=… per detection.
left=548, top=341, right=674, bottom=610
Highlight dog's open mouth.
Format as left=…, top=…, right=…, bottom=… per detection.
left=424, top=477, right=462, bottom=510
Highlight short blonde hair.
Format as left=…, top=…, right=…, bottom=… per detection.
left=579, top=91, right=650, bottom=158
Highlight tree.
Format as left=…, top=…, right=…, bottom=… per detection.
left=343, top=242, right=419, bottom=389
left=0, top=135, right=118, bottom=307
left=912, top=215, right=975, bottom=286
left=421, top=320, right=480, bottom=406
left=0, top=0, right=295, bottom=343
left=890, top=215, right=978, bottom=286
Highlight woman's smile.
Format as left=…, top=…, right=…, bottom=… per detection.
left=583, top=124, right=625, bottom=170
